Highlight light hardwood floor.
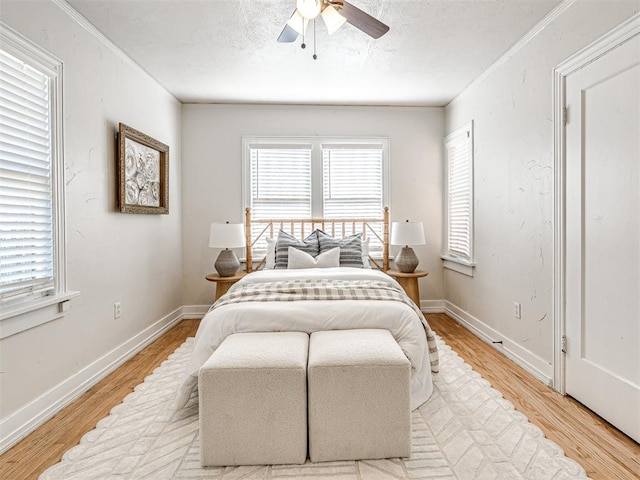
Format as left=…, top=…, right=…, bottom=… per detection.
left=1, top=314, right=638, bottom=480
left=0, top=319, right=200, bottom=480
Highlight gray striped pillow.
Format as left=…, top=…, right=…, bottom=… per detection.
left=274, top=230, right=320, bottom=269
left=316, top=230, right=364, bottom=268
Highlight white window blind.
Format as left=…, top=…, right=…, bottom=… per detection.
left=444, top=122, right=473, bottom=263
left=0, top=48, right=55, bottom=301
left=322, top=144, right=383, bottom=219
left=250, top=144, right=312, bottom=219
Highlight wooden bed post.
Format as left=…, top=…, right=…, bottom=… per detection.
left=383, top=206, right=389, bottom=271
left=245, top=207, right=252, bottom=273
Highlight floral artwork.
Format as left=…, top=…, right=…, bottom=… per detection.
left=124, top=138, right=160, bottom=207
left=117, top=123, right=169, bottom=214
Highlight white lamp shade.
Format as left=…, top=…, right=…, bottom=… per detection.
left=287, top=10, right=310, bottom=35
left=321, top=5, right=347, bottom=35
left=391, top=221, right=425, bottom=246
left=209, top=223, right=245, bottom=249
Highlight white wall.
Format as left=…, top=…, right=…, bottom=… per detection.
left=0, top=0, right=182, bottom=434
left=444, top=1, right=638, bottom=370
left=181, top=105, right=444, bottom=306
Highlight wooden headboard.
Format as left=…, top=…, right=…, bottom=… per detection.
left=245, top=207, right=389, bottom=272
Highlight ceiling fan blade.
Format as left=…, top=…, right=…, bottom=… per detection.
left=340, top=1, right=389, bottom=39
left=278, top=23, right=299, bottom=43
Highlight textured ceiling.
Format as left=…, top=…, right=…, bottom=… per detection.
left=66, top=0, right=562, bottom=106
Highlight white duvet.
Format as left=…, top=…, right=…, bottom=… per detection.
left=175, top=267, right=434, bottom=410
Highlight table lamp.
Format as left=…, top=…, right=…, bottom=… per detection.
left=391, top=220, right=425, bottom=273
left=209, top=222, right=245, bottom=277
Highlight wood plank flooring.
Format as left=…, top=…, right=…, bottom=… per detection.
left=1, top=314, right=638, bottom=480
left=0, top=319, right=200, bottom=480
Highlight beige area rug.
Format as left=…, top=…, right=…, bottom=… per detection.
left=40, top=336, right=590, bottom=480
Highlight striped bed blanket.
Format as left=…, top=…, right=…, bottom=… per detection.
left=214, top=278, right=439, bottom=373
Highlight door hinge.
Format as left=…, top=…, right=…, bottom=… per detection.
left=561, top=335, right=567, bottom=354
left=562, top=106, right=569, bottom=125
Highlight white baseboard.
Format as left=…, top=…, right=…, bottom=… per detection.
left=420, top=299, right=446, bottom=313
left=181, top=304, right=210, bottom=318
left=0, top=307, right=184, bottom=454
left=444, top=301, right=553, bottom=387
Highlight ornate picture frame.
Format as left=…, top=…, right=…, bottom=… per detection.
left=117, top=123, right=169, bottom=214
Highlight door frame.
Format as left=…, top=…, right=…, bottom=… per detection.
left=552, top=14, right=640, bottom=394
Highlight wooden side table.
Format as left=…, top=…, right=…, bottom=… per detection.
left=386, top=269, right=428, bottom=307
left=205, top=272, right=247, bottom=301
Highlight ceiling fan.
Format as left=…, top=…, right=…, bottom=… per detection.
left=278, top=0, right=389, bottom=58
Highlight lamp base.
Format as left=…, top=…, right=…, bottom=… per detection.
left=395, top=246, right=419, bottom=273
left=215, top=249, right=240, bottom=277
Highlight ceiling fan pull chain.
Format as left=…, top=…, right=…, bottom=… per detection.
left=313, top=18, right=318, bottom=60
left=301, top=15, right=306, bottom=49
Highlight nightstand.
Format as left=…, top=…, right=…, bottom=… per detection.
left=386, top=269, right=428, bottom=307
left=205, top=271, right=247, bottom=301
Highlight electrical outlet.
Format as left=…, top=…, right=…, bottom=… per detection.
left=114, top=302, right=121, bottom=319
left=514, top=302, right=521, bottom=319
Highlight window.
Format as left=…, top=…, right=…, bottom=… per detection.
left=443, top=121, right=475, bottom=276
left=243, top=137, right=389, bottom=254
left=0, top=25, right=71, bottom=328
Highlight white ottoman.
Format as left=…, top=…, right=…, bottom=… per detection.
left=308, top=329, right=411, bottom=462
left=198, top=332, right=309, bottom=466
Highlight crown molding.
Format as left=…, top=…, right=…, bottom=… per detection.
left=447, top=0, right=578, bottom=107
left=50, top=0, right=178, bottom=103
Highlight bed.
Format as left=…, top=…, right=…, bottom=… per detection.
left=175, top=208, right=439, bottom=411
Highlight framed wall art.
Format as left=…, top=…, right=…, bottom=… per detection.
left=117, top=123, right=169, bottom=214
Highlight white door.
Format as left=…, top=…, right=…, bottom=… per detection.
left=565, top=33, right=640, bottom=443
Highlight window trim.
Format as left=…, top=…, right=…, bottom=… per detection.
left=242, top=135, right=390, bottom=219
left=442, top=121, right=475, bottom=276
left=0, top=24, right=74, bottom=330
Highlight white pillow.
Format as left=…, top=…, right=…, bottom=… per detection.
left=361, top=237, right=371, bottom=269
left=287, top=246, right=340, bottom=269
left=264, top=237, right=276, bottom=269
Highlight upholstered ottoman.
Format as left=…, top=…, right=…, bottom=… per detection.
left=198, top=332, right=309, bottom=466
left=308, top=329, right=411, bottom=462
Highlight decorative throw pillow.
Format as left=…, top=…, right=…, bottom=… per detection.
left=316, top=230, right=364, bottom=268
left=361, top=237, right=371, bottom=269
left=264, top=237, right=276, bottom=269
left=274, top=230, right=320, bottom=269
left=287, top=246, right=340, bottom=269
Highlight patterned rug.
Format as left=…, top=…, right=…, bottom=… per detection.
left=40, top=336, right=590, bottom=480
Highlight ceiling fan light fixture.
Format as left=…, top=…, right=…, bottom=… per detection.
left=286, top=10, right=310, bottom=35
left=321, top=4, right=347, bottom=35
left=296, top=0, right=322, bottom=19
